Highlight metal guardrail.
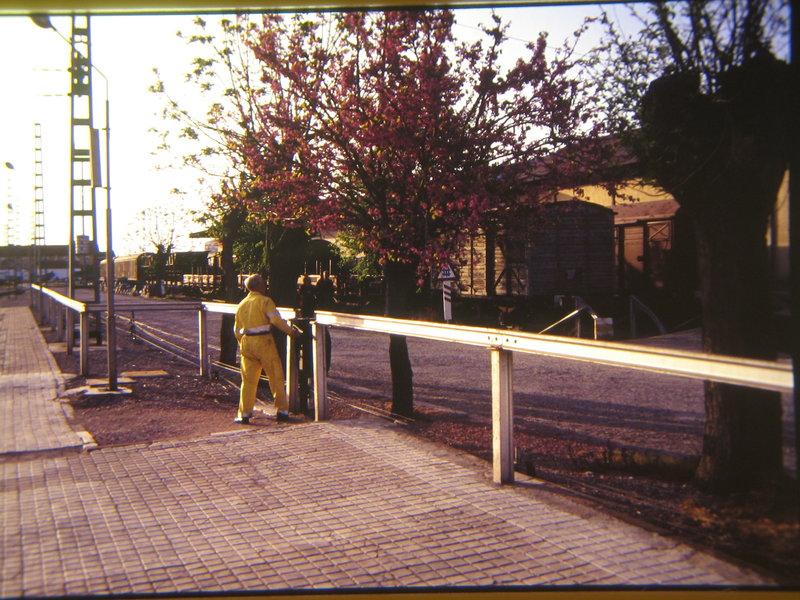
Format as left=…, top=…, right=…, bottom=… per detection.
left=313, top=311, right=793, bottom=392
left=31, top=284, right=211, bottom=379
left=32, top=284, right=92, bottom=375
left=312, top=310, right=793, bottom=484
left=35, top=284, right=87, bottom=313
left=629, top=294, right=667, bottom=337
left=30, top=286, right=794, bottom=486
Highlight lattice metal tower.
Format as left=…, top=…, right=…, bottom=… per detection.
left=33, top=123, right=46, bottom=284
left=68, top=15, right=99, bottom=297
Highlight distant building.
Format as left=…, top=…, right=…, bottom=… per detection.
left=0, top=244, right=68, bottom=282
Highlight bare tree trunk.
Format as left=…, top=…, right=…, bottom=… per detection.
left=691, top=207, right=783, bottom=492
left=636, top=60, right=791, bottom=494
left=219, top=210, right=246, bottom=367
left=385, top=261, right=416, bottom=418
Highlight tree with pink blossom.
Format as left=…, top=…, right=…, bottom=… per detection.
left=235, top=10, right=600, bottom=417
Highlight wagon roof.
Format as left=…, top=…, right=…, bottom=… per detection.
left=612, top=198, right=679, bottom=224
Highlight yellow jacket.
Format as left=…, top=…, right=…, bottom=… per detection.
left=234, top=291, right=294, bottom=343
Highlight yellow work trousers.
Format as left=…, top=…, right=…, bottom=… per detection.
left=238, top=333, right=288, bottom=418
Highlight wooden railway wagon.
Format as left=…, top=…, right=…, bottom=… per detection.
left=461, top=200, right=616, bottom=298
left=100, top=253, right=156, bottom=291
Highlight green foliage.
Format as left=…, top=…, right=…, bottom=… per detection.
left=230, top=218, right=267, bottom=275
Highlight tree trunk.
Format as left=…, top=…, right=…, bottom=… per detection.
left=385, top=261, right=416, bottom=418
left=690, top=207, right=783, bottom=492
left=636, top=61, right=791, bottom=494
left=219, top=210, right=246, bottom=368
left=218, top=242, right=239, bottom=368
left=266, top=225, right=307, bottom=307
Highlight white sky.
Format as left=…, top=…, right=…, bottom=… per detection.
left=0, top=5, right=611, bottom=254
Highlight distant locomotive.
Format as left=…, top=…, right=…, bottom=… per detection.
left=100, top=253, right=156, bottom=294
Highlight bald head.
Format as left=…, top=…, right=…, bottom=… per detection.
left=244, top=274, right=266, bottom=294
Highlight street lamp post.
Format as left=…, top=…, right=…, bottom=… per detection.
left=32, top=14, right=117, bottom=391
left=2, top=162, right=13, bottom=249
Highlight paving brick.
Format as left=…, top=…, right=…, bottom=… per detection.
left=0, top=305, right=779, bottom=595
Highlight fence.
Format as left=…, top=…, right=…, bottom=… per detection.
left=310, top=311, right=793, bottom=484
left=31, top=284, right=794, bottom=486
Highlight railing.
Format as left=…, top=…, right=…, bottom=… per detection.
left=33, top=284, right=94, bottom=376
left=629, top=294, right=667, bottom=338
left=539, top=304, right=615, bottom=340
left=28, top=287, right=299, bottom=404
left=30, top=285, right=794, bottom=487
left=311, top=310, right=793, bottom=485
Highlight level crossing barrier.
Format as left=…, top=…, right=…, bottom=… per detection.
left=28, top=285, right=794, bottom=486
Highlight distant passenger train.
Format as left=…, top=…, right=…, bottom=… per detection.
left=100, top=251, right=220, bottom=296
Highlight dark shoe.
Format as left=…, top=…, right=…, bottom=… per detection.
left=234, top=416, right=250, bottom=424
left=276, top=411, right=290, bottom=423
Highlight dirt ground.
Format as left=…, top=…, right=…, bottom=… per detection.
left=3, top=289, right=798, bottom=586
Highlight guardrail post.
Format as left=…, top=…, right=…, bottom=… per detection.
left=65, top=308, right=74, bottom=355
left=286, top=329, right=299, bottom=414
left=312, top=321, right=329, bottom=421
left=55, top=302, right=63, bottom=340
left=37, top=289, right=46, bottom=326
left=491, top=347, right=514, bottom=484
left=38, top=287, right=44, bottom=324
left=79, top=310, right=89, bottom=376
left=31, top=287, right=40, bottom=324
left=198, top=306, right=209, bottom=377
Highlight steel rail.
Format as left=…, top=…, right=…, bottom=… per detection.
left=118, top=316, right=195, bottom=360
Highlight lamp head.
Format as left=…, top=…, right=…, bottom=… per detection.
left=30, top=15, right=54, bottom=29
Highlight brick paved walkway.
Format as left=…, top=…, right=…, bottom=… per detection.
left=0, top=305, right=775, bottom=595
left=0, top=307, right=82, bottom=456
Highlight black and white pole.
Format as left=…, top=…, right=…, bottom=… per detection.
left=442, top=280, right=453, bottom=323
left=440, top=264, right=455, bottom=323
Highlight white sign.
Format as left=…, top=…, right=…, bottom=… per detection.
left=439, top=265, right=455, bottom=281
left=442, top=279, right=453, bottom=322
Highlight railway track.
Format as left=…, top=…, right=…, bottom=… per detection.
left=109, top=313, right=415, bottom=424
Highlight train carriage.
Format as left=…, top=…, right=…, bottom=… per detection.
left=100, top=253, right=156, bottom=292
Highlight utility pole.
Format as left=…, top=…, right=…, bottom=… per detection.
left=33, top=123, right=46, bottom=286
left=34, top=13, right=116, bottom=389
left=67, top=14, right=101, bottom=350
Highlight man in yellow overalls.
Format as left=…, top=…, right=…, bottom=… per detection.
left=234, top=274, right=300, bottom=424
